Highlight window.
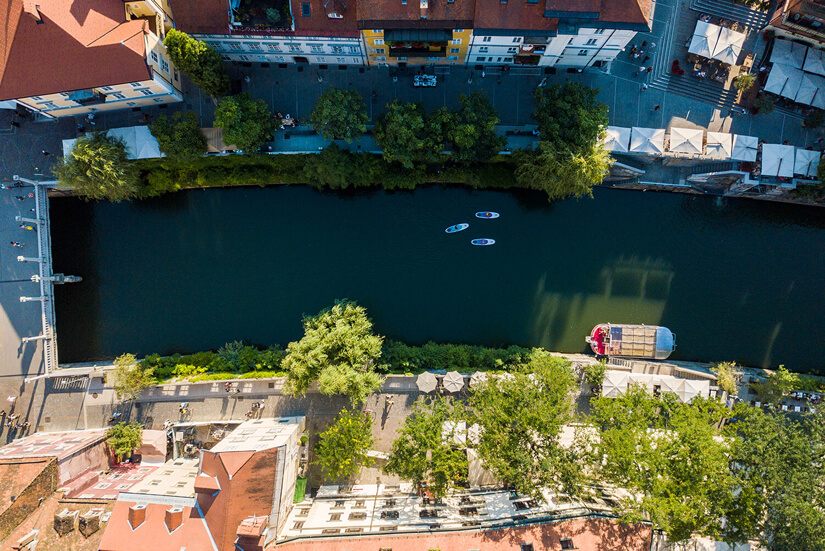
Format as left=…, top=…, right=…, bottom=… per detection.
left=136, top=88, right=154, bottom=96
left=337, top=57, right=346, bottom=63
left=174, top=70, right=179, bottom=81
left=31, top=95, right=43, bottom=100
left=585, top=38, right=597, bottom=45
left=375, top=56, right=386, bottom=61
left=507, top=47, right=518, bottom=53
left=174, top=481, right=187, bottom=488
left=578, top=49, right=589, bottom=56
left=333, top=501, right=345, bottom=508
left=520, top=545, right=534, bottom=551
left=476, top=56, right=486, bottom=62
left=301, top=2, right=310, bottom=16
left=292, top=521, right=304, bottom=530
left=482, top=36, right=491, bottom=42
left=374, top=39, right=384, bottom=45
left=127, top=101, right=137, bottom=106
left=322, top=529, right=341, bottom=534
left=129, top=82, right=142, bottom=87
left=349, top=512, right=367, bottom=520
left=372, top=29, right=382, bottom=33
left=379, top=528, right=397, bottom=532
left=150, top=50, right=159, bottom=63
left=297, top=508, right=310, bottom=517
left=450, top=48, right=460, bottom=53
left=110, top=92, right=126, bottom=100
left=478, top=46, right=488, bottom=53
left=513, top=37, right=522, bottom=42
left=161, top=59, right=169, bottom=72
left=39, top=101, right=58, bottom=109
left=346, top=528, right=364, bottom=533
left=348, top=46, right=359, bottom=53
left=560, top=539, right=575, bottom=550
left=149, top=480, right=161, bottom=486
left=310, top=44, right=323, bottom=53
left=100, top=86, right=114, bottom=91
left=448, top=55, right=458, bottom=60
left=503, top=57, right=512, bottom=62
left=594, top=28, right=605, bottom=34
left=451, top=38, right=461, bottom=45
left=274, top=56, right=285, bottom=62
left=248, top=43, right=261, bottom=50
left=288, top=44, right=302, bottom=52
left=329, top=513, right=342, bottom=521
left=374, top=48, right=385, bottom=53
left=527, top=0, right=538, bottom=3
left=354, top=500, right=366, bottom=508
left=238, top=55, right=250, bottom=61
left=267, top=43, right=281, bottom=51
left=229, top=42, right=242, bottom=51
left=454, top=29, right=464, bottom=33
left=59, top=92, right=70, bottom=97
left=317, top=56, right=326, bottom=62
left=331, top=45, right=344, bottom=53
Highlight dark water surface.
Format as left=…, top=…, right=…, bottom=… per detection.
left=50, top=186, right=825, bottom=371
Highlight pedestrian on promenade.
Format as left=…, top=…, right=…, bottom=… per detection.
left=647, top=67, right=653, bottom=73
left=633, top=51, right=641, bottom=59
left=643, top=55, right=650, bottom=64
left=640, top=83, right=649, bottom=92
left=652, top=105, right=661, bottom=111
left=225, top=382, right=231, bottom=393
left=649, top=42, right=656, bottom=51
left=10, top=121, right=20, bottom=128
left=27, top=192, right=34, bottom=198
left=41, top=150, right=50, bottom=156
left=641, top=40, right=647, bottom=48
left=15, top=196, right=25, bottom=201
left=630, top=45, right=637, bottom=57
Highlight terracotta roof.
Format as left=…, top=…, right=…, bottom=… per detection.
left=0, top=429, right=107, bottom=461
left=98, top=501, right=216, bottom=551
left=0, top=0, right=152, bottom=101
left=473, top=0, right=650, bottom=32
left=594, top=0, right=651, bottom=27
left=357, top=0, right=475, bottom=27
left=473, top=0, right=558, bottom=33
left=0, top=458, right=53, bottom=517
left=218, top=450, right=254, bottom=477
left=293, top=0, right=361, bottom=36
left=171, top=0, right=230, bottom=35
left=195, top=473, right=221, bottom=493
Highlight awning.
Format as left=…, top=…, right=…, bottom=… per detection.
left=711, top=26, right=745, bottom=65
left=794, top=72, right=825, bottom=106
left=794, top=148, right=820, bottom=177
left=668, top=127, right=704, bottom=155
left=803, top=47, right=825, bottom=76
left=731, top=134, right=758, bottom=162
left=630, top=127, right=666, bottom=155
left=384, top=29, right=452, bottom=42
left=770, top=38, right=806, bottom=69
left=603, top=126, right=631, bottom=152
left=705, top=132, right=732, bottom=159
left=688, top=20, right=720, bottom=59
left=761, top=144, right=796, bottom=178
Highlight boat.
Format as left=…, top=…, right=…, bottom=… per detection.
left=471, top=238, right=495, bottom=246
left=586, top=324, right=675, bottom=360
left=475, top=212, right=500, bottom=219
left=445, top=223, right=469, bottom=233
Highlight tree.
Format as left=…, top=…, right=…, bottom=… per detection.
left=373, top=101, right=447, bottom=169
left=149, top=112, right=207, bottom=160
left=804, top=109, right=825, bottom=129
left=468, top=351, right=581, bottom=500
left=112, top=353, right=155, bottom=401
left=514, top=140, right=613, bottom=201
left=214, top=93, right=276, bottom=153
left=712, top=361, right=741, bottom=396
left=309, top=88, right=368, bottom=142
left=314, top=408, right=374, bottom=483
left=532, top=82, right=608, bottom=151
left=107, top=422, right=143, bottom=462
left=582, top=360, right=607, bottom=390
left=754, top=93, right=775, bottom=115
left=733, top=73, right=756, bottom=94
left=448, top=91, right=506, bottom=165
left=384, top=397, right=468, bottom=498
left=752, top=365, right=799, bottom=405
left=54, top=132, right=140, bottom=202
left=281, top=300, right=384, bottom=404
left=163, top=29, right=229, bottom=97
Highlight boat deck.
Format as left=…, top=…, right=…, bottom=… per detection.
left=605, top=325, right=658, bottom=357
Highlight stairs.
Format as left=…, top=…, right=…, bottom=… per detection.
left=688, top=0, right=770, bottom=30
left=686, top=161, right=740, bottom=175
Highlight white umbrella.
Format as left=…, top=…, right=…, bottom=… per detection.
left=795, top=72, right=825, bottom=106
left=630, top=127, right=665, bottom=155
left=761, top=144, right=796, bottom=178
left=688, top=20, right=720, bottom=59
left=443, top=371, right=465, bottom=393
left=771, top=39, right=806, bottom=69
left=794, top=148, right=820, bottom=177
left=416, top=372, right=438, bottom=393
left=711, top=26, right=745, bottom=65
left=731, top=134, right=758, bottom=161
left=469, top=371, right=488, bottom=388
left=442, top=421, right=467, bottom=446
left=803, top=47, right=825, bottom=76
left=603, top=126, right=631, bottom=152
left=668, top=127, right=704, bottom=155
left=705, top=132, right=733, bottom=159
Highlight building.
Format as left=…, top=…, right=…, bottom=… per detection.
left=468, top=0, right=652, bottom=69
left=0, top=0, right=183, bottom=119
left=0, top=457, right=57, bottom=541
left=172, top=0, right=366, bottom=66
left=765, top=0, right=825, bottom=48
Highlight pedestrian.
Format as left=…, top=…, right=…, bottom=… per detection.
left=10, top=121, right=20, bottom=128
left=27, top=192, right=34, bottom=198
left=15, top=196, right=25, bottom=201
left=646, top=67, right=652, bottom=73
left=225, top=382, right=231, bottom=393
left=815, top=138, right=824, bottom=144
left=641, top=40, right=647, bottom=48
left=41, top=150, right=50, bottom=156
left=641, top=83, right=649, bottom=92
left=235, top=387, right=241, bottom=394
left=77, top=124, right=85, bottom=133
left=649, top=41, right=656, bottom=51
left=633, top=52, right=641, bottom=59
left=481, top=70, right=486, bottom=78
left=630, top=45, right=637, bottom=56
left=643, top=55, right=650, bottom=64
left=652, top=105, right=661, bottom=111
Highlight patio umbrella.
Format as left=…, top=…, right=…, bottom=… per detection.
left=688, top=20, right=720, bottom=59
left=794, top=72, right=825, bottom=106
left=443, top=371, right=465, bottom=393
left=761, top=144, right=796, bottom=178
left=803, top=47, right=825, bottom=76
left=794, top=148, right=820, bottom=177
left=770, top=39, right=806, bottom=69
left=731, top=134, right=758, bottom=161
left=630, top=127, right=666, bottom=154
left=603, top=126, right=631, bottom=152
left=778, top=65, right=804, bottom=100
left=442, top=421, right=467, bottom=445
left=416, top=371, right=438, bottom=393
left=668, top=127, right=704, bottom=155
left=705, top=132, right=733, bottom=159
left=764, top=63, right=795, bottom=95
left=711, top=26, right=745, bottom=65
left=469, top=371, right=488, bottom=388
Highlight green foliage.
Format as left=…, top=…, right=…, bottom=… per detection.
left=309, top=88, right=368, bottom=142
left=314, top=408, right=375, bottom=483
left=532, top=82, right=609, bottom=151
left=141, top=346, right=286, bottom=381
left=381, top=340, right=530, bottom=373
left=112, top=353, right=155, bottom=401
left=214, top=93, right=276, bottom=153
left=149, top=112, right=207, bottom=160
left=752, top=365, right=800, bottom=404
left=163, top=29, right=229, bottom=97
left=514, top=140, right=613, bottom=202
left=54, top=132, right=140, bottom=202
left=712, top=361, right=741, bottom=396
left=373, top=101, right=430, bottom=169
left=384, top=397, right=468, bottom=497
left=733, top=73, right=756, bottom=93
left=282, top=300, right=384, bottom=404
left=582, top=360, right=607, bottom=389
left=754, top=93, right=775, bottom=115
left=468, top=351, right=580, bottom=500
left=106, top=422, right=143, bottom=461
left=803, top=109, right=825, bottom=129
left=266, top=7, right=281, bottom=23
left=448, top=91, right=507, bottom=165
left=302, top=144, right=382, bottom=189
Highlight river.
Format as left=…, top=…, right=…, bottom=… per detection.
left=50, top=186, right=825, bottom=372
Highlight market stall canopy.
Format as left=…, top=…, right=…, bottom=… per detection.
left=443, top=371, right=465, bottom=393
left=731, top=134, right=759, bottom=161
left=803, top=47, right=825, bottom=76
left=602, top=371, right=710, bottom=403
left=711, top=26, right=746, bottom=65
left=62, top=125, right=164, bottom=160
left=794, top=72, right=825, bottom=106
left=794, top=148, right=820, bottom=177
left=688, top=20, right=720, bottom=59
left=762, top=144, right=796, bottom=178
left=603, top=126, right=631, bottom=152
left=416, top=371, right=438, bottom=393
left=601, top=371, right=630, bottom=399
left=771, top=38, right=807, bottom=69
left=669, top=127, right=704, bottom=155
left=764, top=63, right=804, bottom=98
left=630, top=127, right=666, bottom=155
left=705, top=132, right=733, bottom=159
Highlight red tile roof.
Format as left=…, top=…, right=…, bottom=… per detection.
left=98, top=501, right=216, bottom=551
left=0, top=458, right=53, bottom=518
left=473, top=0, right=558, bottom=33
left=171, top=0, right=230, bottom=35
left=473, top=0, right=650, bottom=32
left=595, top=0, right=651, bottom=27
left=293, top=0, right=361, bottom=36
left=0, top=0, right=152, bottom=101
left=357, top=0, right=475, bottom=27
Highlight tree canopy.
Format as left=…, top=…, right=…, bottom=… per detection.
left=751, top=365, right=799, bottom=404
left=111, top=353, right=155, bottom=401
left=448, top=91, right=506, bottom=165
left=514, top=140, right=613, bottom=201
left=281, top=300, right=384, bottom=403
left=54, top=132, right=140, bottom=202
left=107, top=422, right=143, bottom=461
left=373, top=101, right=446, bottom=168
left=532, top=82, right=608, bottom=151
left=384, top=397, right=468, bottom=498
left=163, top=29, right=230, bottom=97
left=309, top=88, right=368, bottom=142
left=214, top=93, right=276, bottom=153
left=149, top=111, right=207, bottom=161
left=314, top=408, right=374, bottom=483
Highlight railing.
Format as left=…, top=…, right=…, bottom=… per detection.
left=34, top=182, right=58, bottom=375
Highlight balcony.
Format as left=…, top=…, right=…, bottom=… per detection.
left=518, top=44, right=546, bottom=55
left=388, top=41, right=447, bottom=58
left=514, top=55, right=541, bottom=65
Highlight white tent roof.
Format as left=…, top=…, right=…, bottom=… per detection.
left=602, top=371, right=630, bottom=398
left=731, top=134, right=758, bottom=161
left=604, top=126, right=631, bottom=152
left=630, top=127, right=666, bottom=155
left=803, top=47, right=825, bottom=76
left=668, top=127, right=704, bottom=155
left=795, top=72, right=825, bottom=106
left=765, top=63, right=805, bottom=99
left=771, top=39, right=806, bottom=69
left=469, top=371, right=488, bottom=388
left=711, top=26, right=746, bottom=65
left=688, top=20, right=720, bottom=59
left=794, top=148, right=820, bottom=177
left=600, top=371, right=710, bottom=403
left=705, top=132, right=733, bottom=159
left=762, top=144, right=796, bottom=178
left=61, top=126, right=163, bottom=160
left=681, top=379, right=707, bottom=403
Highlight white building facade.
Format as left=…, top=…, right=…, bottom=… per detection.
left=199, top=34, right=366, bottom=65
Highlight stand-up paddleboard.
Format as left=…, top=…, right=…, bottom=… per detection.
left=475, top=212, right=500, bottom=219
left=445, top=223, right=469, bottom=233
left=471, top=238, right=495, bottom=246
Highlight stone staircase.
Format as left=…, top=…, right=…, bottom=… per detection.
left=688, top=0, right=771, bottom=30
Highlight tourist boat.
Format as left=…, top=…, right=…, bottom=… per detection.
left=586, top=324, right=675, bottom=360
left=475, top=212, right=500, bottom=219
left=471, top=238, right=495, bottom=246
left=445, top=223, right=469, bottom=233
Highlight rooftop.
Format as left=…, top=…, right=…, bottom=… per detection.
left=98, top=500, right=216, bottom=551
left=0, top=458, right=54, bottom=517
left=171, top=0, right=230, bottom=34
left=210, top=416, right=303, bottom=453
left=69, top=463, right=160, bottom=500
left=0, top=429, right=106, bottom=461
left=357, top=0, right=475, bottom=28
left=122, top=457, right=199, bottom=503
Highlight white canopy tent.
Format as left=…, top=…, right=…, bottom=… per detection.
left=668, top=127, right=704, bottom=155
left=711, top=26, right=746, bottom=65
left=705, top=132, right=733, bottom=159
left=601, top=371, right=630, bottom=399
left=731, top=134, right=759, bottom=161
left=771, top=38, right=806, bottom=69
left=630, top=127, right=666, bottom=155
left=61, top=125, right=164, bottom=160
left=601, top=371, right=710, bottom=403
left=603, top=126, right=631, bottom=152
left=794, top=148, right=820, bottom=177
left=795, top=72, right=825, bottom=106
left=688, top=20, right=720, bottom=59
left=765, top=63, right=804, bottom=99
left=803, top=47, right=825, bottom=77
left=762, top=144, right=796, bottom=178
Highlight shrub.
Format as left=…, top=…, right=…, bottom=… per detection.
left=754, top=94, right=775, bottom=115
left=711, top=361, right=741, bottom=396
left=582, top=361, right=607, bottom=389
left=733, top=73, right=756, bottom=94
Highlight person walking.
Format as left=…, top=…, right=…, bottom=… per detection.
left=643, top=55, right=650, bottom=64
left=652, top=105, right=661, bottom=112
left=640, top=83, right=649, bottom=92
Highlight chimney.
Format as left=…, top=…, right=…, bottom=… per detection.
left=22, top=0, right=42, bottom=23
left=128, top=504, right=146, bottom=529
left=165, top=507, right=184, bottom=532
left=420, top=0, right=428, bottom=19
left=79, top=509, right=103, bottom=537
left=53, top=509, right=78, bottom=536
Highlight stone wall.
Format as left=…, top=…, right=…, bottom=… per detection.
left=0, top=458, right=57, bottom=541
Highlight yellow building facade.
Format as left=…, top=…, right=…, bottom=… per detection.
left=362, top=28, right=472, bottom=66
